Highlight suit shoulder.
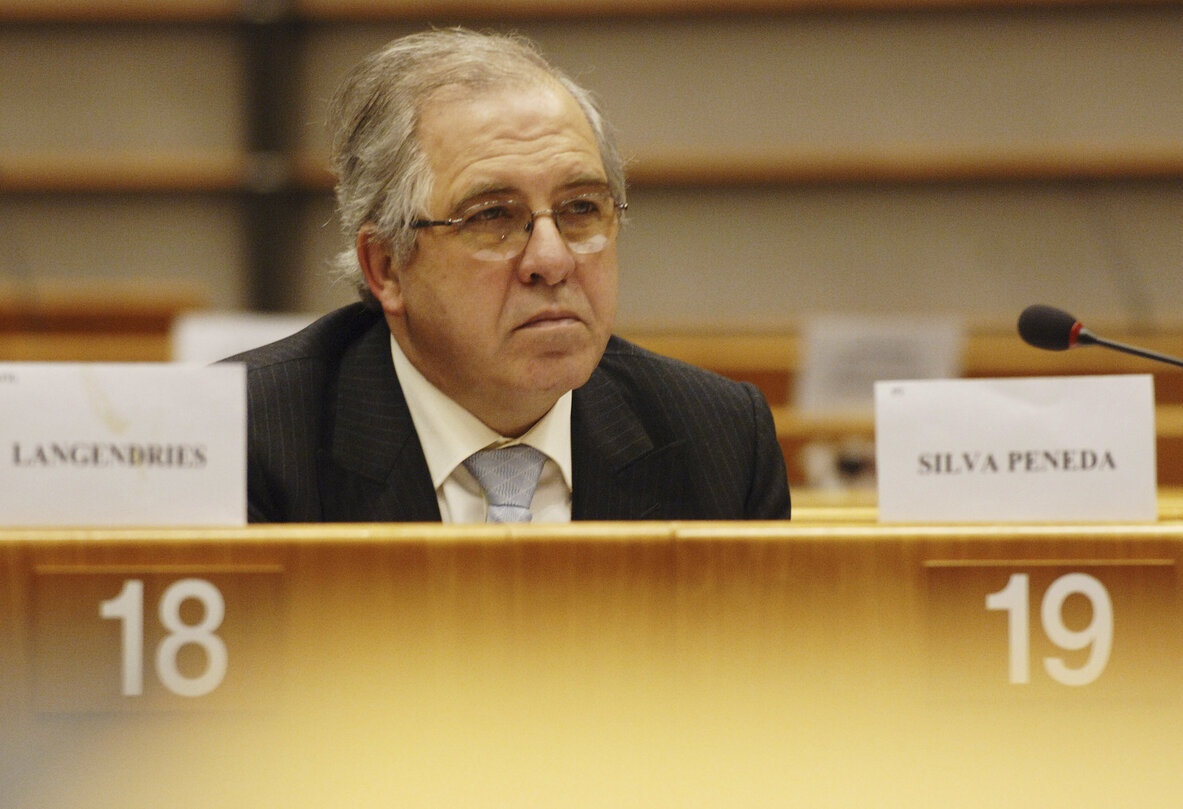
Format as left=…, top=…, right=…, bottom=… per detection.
left=597, top=335, right=750, bottom=400
left=583, top=335, right=789, bottom=520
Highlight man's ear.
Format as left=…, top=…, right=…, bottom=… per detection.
left=357, top=226, right=405, bottom=316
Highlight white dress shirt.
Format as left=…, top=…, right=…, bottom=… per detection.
left=389, top=335, right=573, bottom=523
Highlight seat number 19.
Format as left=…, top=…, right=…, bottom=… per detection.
left=985, top=572, right=1113, bottom=686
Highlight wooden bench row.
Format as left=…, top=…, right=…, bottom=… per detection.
left=2, top=293, right=1180, bottom=486
left=626, top=329, right=1183, bottom=485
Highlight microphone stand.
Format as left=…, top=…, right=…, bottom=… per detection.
left=1076, top=328, right=1183, bottom=370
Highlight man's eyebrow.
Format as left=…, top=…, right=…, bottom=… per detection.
left=557, top=176, right=612, bottom=194
left=449, top=184, right=518, bottom=212
left=451, top=177, right=612, bottom=211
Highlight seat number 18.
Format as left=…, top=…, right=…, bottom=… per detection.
left=99, top=578, right=228, bottom=698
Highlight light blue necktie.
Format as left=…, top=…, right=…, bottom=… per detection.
left=463, top=445, right=547, bottom=523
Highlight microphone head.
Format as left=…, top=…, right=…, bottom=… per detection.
left=1017, top=304, right=1081, bottom=351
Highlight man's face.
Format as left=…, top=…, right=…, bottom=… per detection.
left=367, top=80, right=619, bottom=436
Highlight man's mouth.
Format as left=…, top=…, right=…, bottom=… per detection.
left=517, top=311, right=580, bottom=330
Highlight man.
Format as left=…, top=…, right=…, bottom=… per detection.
left=232, top=28, right=790, bottom=523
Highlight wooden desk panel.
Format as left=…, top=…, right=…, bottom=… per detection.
left=1, top=522, right=1180, bottom=807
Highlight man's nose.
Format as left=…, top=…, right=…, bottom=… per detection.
left=516, top=214, right=576, bottom=284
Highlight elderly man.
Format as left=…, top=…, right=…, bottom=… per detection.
left=232, top=28, right=790, bottom=523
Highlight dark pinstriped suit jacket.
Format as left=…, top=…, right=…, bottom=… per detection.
left=228, top=303, right=790, bottom=523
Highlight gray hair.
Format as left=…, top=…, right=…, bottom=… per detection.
left=327, top=28, right=628, bottom=304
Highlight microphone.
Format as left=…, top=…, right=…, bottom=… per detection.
left=1018, top=304, right=1183, bottom=370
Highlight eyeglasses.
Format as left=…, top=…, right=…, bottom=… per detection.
left=410, top=192, right=627, bottom=262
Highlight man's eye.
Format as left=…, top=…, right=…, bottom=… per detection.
left=464, top=205, right=515, bottom=225
left=561, top=198, right=603, bottom=217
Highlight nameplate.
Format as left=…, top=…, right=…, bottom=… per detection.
left=874, top=375, right=1157, bottom=522
left=0, top=363, right=246, bottom=526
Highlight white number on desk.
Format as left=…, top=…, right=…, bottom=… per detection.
left=99, top=578, right=228, bottom=698
left=986, top=572, right=1113, bottom=686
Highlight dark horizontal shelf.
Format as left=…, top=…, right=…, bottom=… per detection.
left=3, top=143, right=1182, bottom=194
left=0, top=0, right=1177, bottom=22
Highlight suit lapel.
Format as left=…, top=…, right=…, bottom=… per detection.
left=571, top=369, right=691, bottom=520
left=317, top=321, right=441, bottom=522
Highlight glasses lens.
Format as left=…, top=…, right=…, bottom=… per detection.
left=456, top=194, right=620, bottom=261
left=458, top=201, right=530, bottom=261
left=556, top=194, right=616, bottom=254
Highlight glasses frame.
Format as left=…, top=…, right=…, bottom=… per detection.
left=409, top=192, right=627, bottom=258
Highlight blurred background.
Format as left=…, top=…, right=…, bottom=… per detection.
left=2, top=0, right=1181, bottom=485
left=3, top=0, right=1181, bottom=325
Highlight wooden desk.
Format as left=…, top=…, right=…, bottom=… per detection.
left=0, top=283, right=203, bottom=361
left=2, top=520, right=1181, bottom=807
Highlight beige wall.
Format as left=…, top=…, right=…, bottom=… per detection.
left=2, top=7, right=1181, bottom=331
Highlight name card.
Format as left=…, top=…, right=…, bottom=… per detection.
left=875, top=375, right=1157, bottom=522
left=0, top=363, right=246, bottom=526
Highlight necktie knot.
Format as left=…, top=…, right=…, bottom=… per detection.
left=462, top=445, right=547, bottom=523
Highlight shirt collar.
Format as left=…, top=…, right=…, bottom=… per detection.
left=389, top=334, right=573, bottom=491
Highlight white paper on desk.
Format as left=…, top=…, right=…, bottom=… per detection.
left=796, top=315, right=963, bottom=415
left=875, top=375, right=1157, bottom=522
left=171, top=310, right=316, bottom=362
left=0, top=363, right=246, bottom=526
